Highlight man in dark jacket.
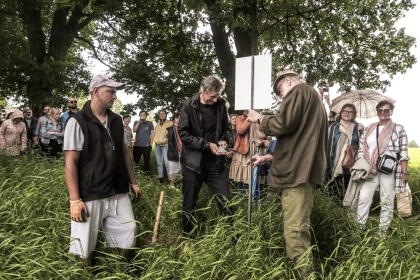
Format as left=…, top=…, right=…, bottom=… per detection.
left=22, top=108, right=38, bottom=148
left=64, top=74, right=141, bottom=266
left=178, top=75, right=232, bottom=237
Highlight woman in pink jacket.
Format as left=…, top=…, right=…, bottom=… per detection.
left=0, top=109, right=27, bottom=156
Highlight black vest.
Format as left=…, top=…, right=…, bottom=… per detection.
left=72, top=101, right=129, bottom=202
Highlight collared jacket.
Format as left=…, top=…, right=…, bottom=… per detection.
left=178, top=93, right=230, bottom=173
left=154, top=119, right=173, bottom=145
left=167, top=125, right=180, bottom=161
left=261, top=83, right=328, bottom=188
left=23, top=117, right=38, bottom=141
left=71, top=101, right=129, bottom=202
left=41, top=119, right=64, bottom=144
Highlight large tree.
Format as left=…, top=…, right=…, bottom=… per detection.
left=0, top=0, right=109, bottom=116
left=93, top=0, right=416, bottom=112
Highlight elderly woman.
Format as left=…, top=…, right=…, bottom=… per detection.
left=41, top=108, right=64, bottom=158
left=326, top=103, right=360, bottom=202
left=0, top=109, right=27, bottom=156
left=356, top=100, right=409, bottom=235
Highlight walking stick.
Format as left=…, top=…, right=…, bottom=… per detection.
left=151, top=191, right=165, bottom=244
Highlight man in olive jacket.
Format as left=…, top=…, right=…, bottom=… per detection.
left=248, top=70, right=328, bottom=279
left=178, top=75, right=232, bottom=237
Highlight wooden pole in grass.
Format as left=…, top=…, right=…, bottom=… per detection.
left=151, top=191, right=165, bottom=244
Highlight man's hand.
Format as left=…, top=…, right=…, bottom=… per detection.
left=70, top=200, right=88, bottom=223
left=131, top=184, right=141, bottom=198
left=246, top=154, right=273, bottom=169
left=246, top=110, right=260, bottom=123
left=209, top=143, right=224, bottom=155
left=225, top=151, right=233, bottom=158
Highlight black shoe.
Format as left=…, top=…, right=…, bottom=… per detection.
left=159, top=177, right=164, bottom=184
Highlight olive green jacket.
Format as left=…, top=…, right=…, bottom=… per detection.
left=261, top=83, right=328, bottom=188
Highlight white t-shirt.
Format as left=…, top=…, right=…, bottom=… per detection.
left=63, top=118, right=84, bottom=151
left=63, top=115, right=109, bottom=151
left=366, top=125, right=392, bottom=157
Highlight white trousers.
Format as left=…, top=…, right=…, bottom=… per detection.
left=357, top=172, right=395, bottom=231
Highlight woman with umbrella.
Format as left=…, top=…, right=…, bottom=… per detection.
left=326, top=104, right=360, bottom=203
left=355, top=100, right=409, bottom=236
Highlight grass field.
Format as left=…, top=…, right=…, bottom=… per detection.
left=0, top=149, right=419, bottom=279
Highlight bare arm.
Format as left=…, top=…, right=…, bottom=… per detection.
left=133, top=120, right=140, bottom=133
left=123, top=144, right=141, bottom=197
left=150, top=130, right=155, bottom=146
left=65, top=150, right=82, bottom=201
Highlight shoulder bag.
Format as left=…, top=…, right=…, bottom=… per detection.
left=376, top=125, right=397, bottom=174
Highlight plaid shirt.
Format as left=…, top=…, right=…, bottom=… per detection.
left=357, top=123, right=409, bottom=191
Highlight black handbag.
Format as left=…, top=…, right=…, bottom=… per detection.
left=376, top=125, right=397, bottom=175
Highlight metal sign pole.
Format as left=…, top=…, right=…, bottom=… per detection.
left=247, top=56, right=254, bottom=233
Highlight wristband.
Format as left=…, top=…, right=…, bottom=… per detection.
left=402, top=171, right=408, bottom=175
left=70, top=198, right=82, bottom=204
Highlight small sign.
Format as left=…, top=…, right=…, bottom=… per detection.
left=234, top=54, right=272, bottom=110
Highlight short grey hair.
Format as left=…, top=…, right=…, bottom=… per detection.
left=200, top=76, right=225, bottom=94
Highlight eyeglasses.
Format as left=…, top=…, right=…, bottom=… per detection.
left=276, top=78, right=287, bottom=94
left=341, top=110, right=355, bottom=115
left=377, top=109, right=391, bottom=115
left=69, top=101, right=77, bottom=104
left=24, top=112, right=32, bottom=114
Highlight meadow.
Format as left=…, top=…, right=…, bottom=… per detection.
left=0, top=148, right=419, bottom=279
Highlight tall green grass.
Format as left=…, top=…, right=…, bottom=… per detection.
left=0, top=149, right=419, bottom=279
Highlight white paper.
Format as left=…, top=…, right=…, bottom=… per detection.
left=234, top=57, right=252, bottom=110
left=234, top=54, right=272, bottom=110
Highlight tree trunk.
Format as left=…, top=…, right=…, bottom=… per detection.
left=204, top=0, right=259, bottom=110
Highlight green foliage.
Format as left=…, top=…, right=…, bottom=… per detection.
left=93, top=0, right=218, bottom=115
left=0, top=0, right=100, bottom=116
left=408, top=140, right=419, bottom=148
left=1, top=149, right=420, bottom=278
left=91, top=0, right=416, bottom=112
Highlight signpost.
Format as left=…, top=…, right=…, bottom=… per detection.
left=234, top=54, right=272, bottom=231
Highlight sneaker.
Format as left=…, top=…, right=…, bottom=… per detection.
left=159, top=177, right=164, bottom=184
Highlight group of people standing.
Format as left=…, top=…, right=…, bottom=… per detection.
left=123, top=109, right=182, bottom=187
left=0, top=98, right=79, bottom=158
left=3, top=70, right=408, bottom=280
left=325, top=99, right=409, bottom=236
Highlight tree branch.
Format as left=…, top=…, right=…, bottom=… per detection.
left=75, top=35, right=116, bottom=71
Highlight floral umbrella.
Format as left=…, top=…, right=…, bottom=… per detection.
left=330, top=90, right=396, bottom=119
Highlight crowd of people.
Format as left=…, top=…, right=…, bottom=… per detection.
left=0, top=71, right=410, bottom=279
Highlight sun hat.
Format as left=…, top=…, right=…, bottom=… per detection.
left=272, top=70, right=301, bottom=95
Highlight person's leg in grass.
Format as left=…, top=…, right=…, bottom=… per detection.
left=155, top=144, right=164, bottom=183
left=282, top=182, right=316, bottom=279
left=182, top=167, right=205, bottom=237
left=142, top=146, right=152, bottom=176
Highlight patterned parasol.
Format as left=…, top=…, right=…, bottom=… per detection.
left=330, top=90, right=396, bottom=119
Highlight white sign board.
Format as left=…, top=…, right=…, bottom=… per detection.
left=234, top=54, right=272, bottom=110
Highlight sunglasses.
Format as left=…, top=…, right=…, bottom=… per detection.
left=69, top=101, right=77, bottom=104
left=377, top=109, right=391, bottom=115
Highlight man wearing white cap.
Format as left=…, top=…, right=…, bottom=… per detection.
left=247, top=70, right=328, bottom=279
left=64, top=74, right=141, bottom=265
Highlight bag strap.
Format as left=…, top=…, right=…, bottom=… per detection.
left=376, top=124, right=380, bottom=158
